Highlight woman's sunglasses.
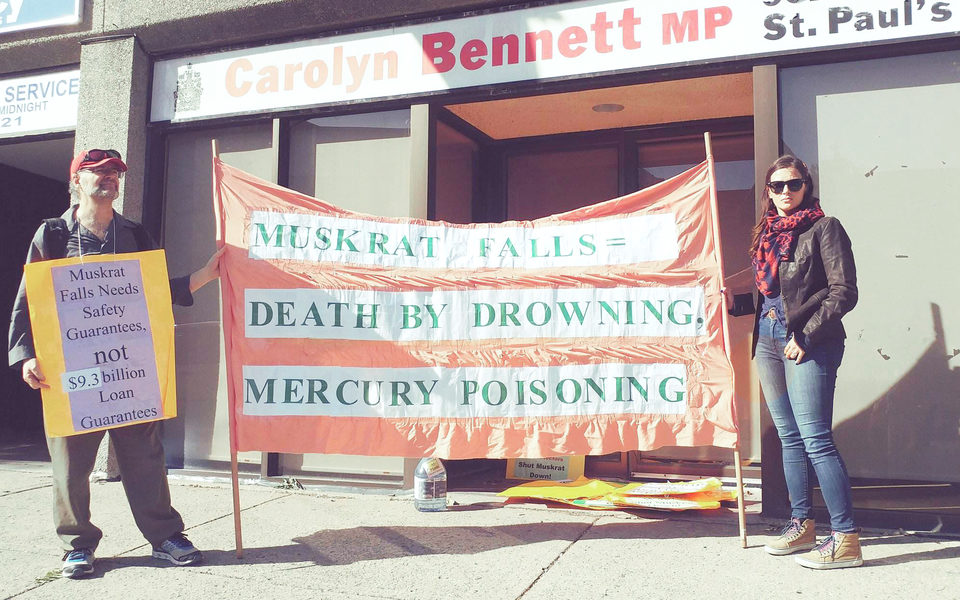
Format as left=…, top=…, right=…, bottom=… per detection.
left=766, top=178, right=804, bottom=194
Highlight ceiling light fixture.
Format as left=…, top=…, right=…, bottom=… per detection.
left=592, top=103, right=624, bottom=113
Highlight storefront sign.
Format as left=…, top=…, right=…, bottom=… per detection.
left=0, top=69, right=80, bottom=138
left=23, top=251, right=178, bottom=437
left=152, top=0, right=958, bottom=122
left=215, top=157, right=738, bottom=458
left=0, top=0, right=81, bottom=35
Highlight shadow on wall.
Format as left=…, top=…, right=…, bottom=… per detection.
left=833, top=303, right=960, bottom=482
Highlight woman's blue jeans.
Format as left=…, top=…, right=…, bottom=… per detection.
left=755, top=315, right=856, bottom=533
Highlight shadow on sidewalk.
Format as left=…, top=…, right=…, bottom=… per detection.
left=67, top=520, right=958, bottom=578
left=857, top=533, right=960, bottom=567
left=87, top=518, right=763, bottom=575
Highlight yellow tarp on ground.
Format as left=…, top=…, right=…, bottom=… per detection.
left=498, top=476, right=737, bottom=511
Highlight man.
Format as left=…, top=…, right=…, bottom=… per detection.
left=8, top=149, right=223, bottom=578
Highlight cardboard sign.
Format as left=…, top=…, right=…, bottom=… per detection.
left=507, top=456, right=586, bottom=482
left=24, top=250, right=177, bottom=437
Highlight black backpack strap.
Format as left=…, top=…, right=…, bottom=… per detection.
left=42, top=218, right=70, bottom=259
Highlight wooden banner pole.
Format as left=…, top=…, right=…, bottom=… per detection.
left=733, top=446, right=748, bottom=548
left=211, top=139, right=244, bottom=559
left=703, top=132, right=748, bottom=548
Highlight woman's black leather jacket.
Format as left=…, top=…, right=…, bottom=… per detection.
left=739, top=216, right=858, bottom=355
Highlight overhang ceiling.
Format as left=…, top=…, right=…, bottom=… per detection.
left=0, top=136, right=74, bottom=181
left=445, top=72, right=753, bottom=140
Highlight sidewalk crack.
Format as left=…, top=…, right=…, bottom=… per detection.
left=0, top=484, right=52, bottom=498
left=113, top=491, right=293, bottom=558
left=516, top=516, right=601, bottom=598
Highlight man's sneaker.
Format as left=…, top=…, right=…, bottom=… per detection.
left=61, top=548, right=95, bottom=578
left=763, top=518, right=816, bottom=555
left=795, top=530, right=864, bottom=569
left=152, top=533, right=203, bottom=566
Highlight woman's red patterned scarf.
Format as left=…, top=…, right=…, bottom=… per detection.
left=752, top=204, right=824, bottom=297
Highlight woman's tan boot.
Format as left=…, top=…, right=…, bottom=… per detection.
left=795, top=530, right=863, bottom=569
left=763, top=518, right=816, bottom=555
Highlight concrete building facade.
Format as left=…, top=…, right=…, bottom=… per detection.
left=2, top=0, right=958, bottom=531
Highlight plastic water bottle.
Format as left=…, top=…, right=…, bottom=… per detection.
left=413, top=457, right=448, bottom=512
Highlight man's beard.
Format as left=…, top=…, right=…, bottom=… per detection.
left=90, top=186, right=118, bottom=201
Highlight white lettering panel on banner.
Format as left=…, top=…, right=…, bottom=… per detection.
left=151, top=0, right=959, bottom=122
left=244, top=286, right=706, bottom=341
left=247, top=211, right=679, bottom=268
left=0, top=69, right=80, bottom=138
left=242, top=363, right=689, bottom=418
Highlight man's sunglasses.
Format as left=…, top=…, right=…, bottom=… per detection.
left=766, top=178, right=804, bottom=194
left=83, top=149, right=122, bottom=162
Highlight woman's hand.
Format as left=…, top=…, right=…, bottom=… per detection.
left=784, top=336, right=806, bottom=364
left=721, top=287, right=733, bottom=311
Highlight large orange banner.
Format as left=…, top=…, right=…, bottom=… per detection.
left=215, top=158, right=737, bottom=458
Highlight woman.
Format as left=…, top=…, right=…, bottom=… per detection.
left=739, top=155, right=861, bottom=569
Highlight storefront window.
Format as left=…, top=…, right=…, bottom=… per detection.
left=288, top=109, right=412, bottom=216
left=163, top=122, right=275, bottom=469
left=636, top=135, right=755, bottom=277
left=283, top=108, right=416, bottom=481
left=633, top=134, right=758, bottom=466
left=434, top=120, right=477, bottom=224
left=506, top=146, right=619, bottom=220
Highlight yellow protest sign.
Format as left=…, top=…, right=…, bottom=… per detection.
left=498, top=476, right=738, bottom=511
left=24, top=250, right=177, bottom=437
left=498, top=476, right=623, bottom=501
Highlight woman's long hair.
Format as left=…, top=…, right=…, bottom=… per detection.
left=749, top=155, right=816, bottom=255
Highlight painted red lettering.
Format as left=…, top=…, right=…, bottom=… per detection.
left=591, top=11, right=614, bottom=53
left=619, top=8, right=643, bottom=49
left=664, top=7, right=733, bottom=44
left=333, top=46, right=344, bottom=85
left=284, top=63, right=303, bottom=91
left=558, top=26, right=587, bottom=58
left=492, top=35, right=519, bottom=66
left=373, top=52, right=398, bottom=80
left=525, top=30, right=553, bottom=62
left=705, top=6, right=733, bottom=39
left=256, top=66, right=279, bottom=93
left=226, top=58, right=253, bottom=97
left=460, top=39, right=488, bottom=70
left=422, top=32, right=456, bottom=74
left=304, top=60, right=328, bottom=87
left=663, top=10, right=699, bottom=44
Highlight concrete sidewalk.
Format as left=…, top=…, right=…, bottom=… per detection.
left=1, top=461, right=958, bottom=600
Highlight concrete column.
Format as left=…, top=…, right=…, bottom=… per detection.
left=403, top=104, right=433, bottom=489
left=75, top=35, right=151, bottom=221
left=752, top=64, right=780, bottom=216
left=408, top=104, right=432, bottom=220
left=75, top=35, right=152, bottom=481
